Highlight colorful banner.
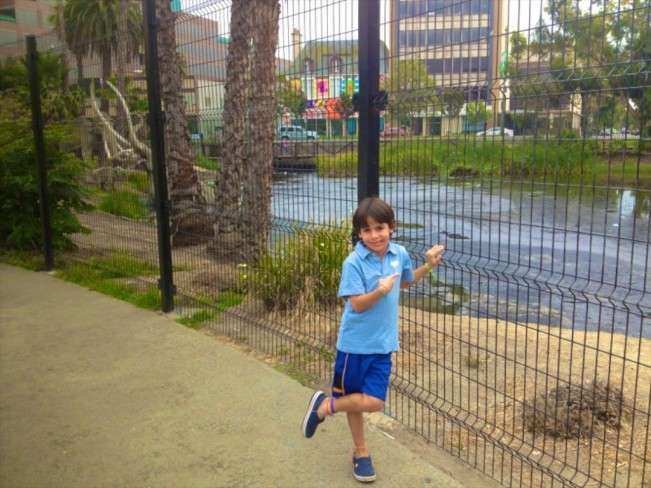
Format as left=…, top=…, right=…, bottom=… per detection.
left=290, top=79, right=302, bottom=92
left=316, top=78, right=329, bottom=98
left=296, top=75, right=360, bottom=101
left=339, top=76, right=359, bottom=96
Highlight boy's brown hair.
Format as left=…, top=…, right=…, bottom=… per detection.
left=352, top=197, right=395, bottom=235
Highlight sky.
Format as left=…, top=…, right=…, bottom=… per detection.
left=180, top=0, right=573, bottom=61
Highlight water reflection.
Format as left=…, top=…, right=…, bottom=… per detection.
left=272, top=173, right=651, bottom=337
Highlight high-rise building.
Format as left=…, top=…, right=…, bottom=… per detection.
left=0, top=0, right=55, bottom=57
left=389, top=0, right=508, bottom=107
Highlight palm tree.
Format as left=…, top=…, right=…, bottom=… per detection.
left=154, top=0, right=205, bottom=246
left=63, top=0, right=141, bottom=84
left=53, top=0, right=141, bottom=189
left=241, top=0, right=280, bottom=261
left=114, top=0, right=129, bottom=132
left=49, top=0, right=84, bottom=84
left=213, top=0, right=253, bottom=260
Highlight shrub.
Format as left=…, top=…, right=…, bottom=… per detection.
left=245, top=224, right=351, bottom=311
left=524, top=380, right=629, bottom=438
left=0, top=124, right=91, bottom=251
left=1, top=53, right=88, bottom=252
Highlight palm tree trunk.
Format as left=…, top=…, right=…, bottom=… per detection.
left=155, top=0, right=205, bottom=246
left=212, top=0, right=253, bottom=260
left=101, top=48, right=112, bottom=112
left=241, top=0, right=280, bottom=261
left=95, top=47, right=113, bottom=189
left=75, top=54, right=84, bottom=84
left=115, top=0, right=129, bottom=134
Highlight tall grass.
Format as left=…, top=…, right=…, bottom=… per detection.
left=316, top=139, right=610, bottom=180
left=244, top=224, right=351, bottom=311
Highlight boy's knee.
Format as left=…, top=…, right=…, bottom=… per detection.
left=363, top=394, right=384, bottom=412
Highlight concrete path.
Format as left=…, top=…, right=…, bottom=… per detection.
left=0, top=264, right=467, bottom=488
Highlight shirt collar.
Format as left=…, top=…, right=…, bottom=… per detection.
left=355, top=241, right=398, bottom=260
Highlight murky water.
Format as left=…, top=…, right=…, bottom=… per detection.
left=271, top=173, right=651, bottom=337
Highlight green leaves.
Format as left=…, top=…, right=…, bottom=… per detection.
left=0, top=125, right=91, bottom=251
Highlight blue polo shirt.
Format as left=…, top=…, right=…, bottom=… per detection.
left=336, top=241, right=414, bottom=354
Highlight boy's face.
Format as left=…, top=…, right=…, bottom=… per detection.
left=359, top=216, right=393, bottom=255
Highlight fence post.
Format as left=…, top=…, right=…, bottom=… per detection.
left=26, top=35, right=54, bottom=271
left=142, top=0, right=174, bottom=312
left=357, top=1, right=381, bottom=201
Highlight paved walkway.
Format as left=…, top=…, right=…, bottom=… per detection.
left=0, top=264, right=469, bottom=487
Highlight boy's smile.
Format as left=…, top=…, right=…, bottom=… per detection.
left=359, top=217, right=393, bottom=256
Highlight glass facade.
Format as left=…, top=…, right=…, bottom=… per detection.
left=399, top=0, right=490, bottom=18
left=426, top=56, right=489, bottom=74
left=399, top=27, right=489, bottom=47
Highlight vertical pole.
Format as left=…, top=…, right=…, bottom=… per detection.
left=26, top=35, right=54, bottom=270
left=357, top=0, right=381, bottom=201
left=142, top=0, right=174, bottom=312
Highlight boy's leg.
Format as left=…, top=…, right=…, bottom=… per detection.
left=347, top=411, right=369, bottom=457
left=317, top=392, right=383, bottom=417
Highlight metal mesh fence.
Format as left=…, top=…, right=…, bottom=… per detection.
left=6, top=0, right=650, bottom=486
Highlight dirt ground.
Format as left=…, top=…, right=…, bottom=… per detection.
left=70, top=209, right=651, bottom=487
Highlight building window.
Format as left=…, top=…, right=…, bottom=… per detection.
left=426, top=56, right=489, bottom=74
left=399, top=0, right=490, bottom=19
left=329, top=55, right=342, bottom=74
left=0, top=29, right=17, bottom=43
left=0, top=7, right=16, bottom=22
left=303, top=57, right=314, bottom=74
left=400, top=28, right=488, bottom=48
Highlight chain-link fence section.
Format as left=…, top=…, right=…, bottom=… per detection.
left=6, top=1, right=649, bottom=486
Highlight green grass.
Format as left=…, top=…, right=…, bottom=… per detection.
left=176, top=309, right=216, bottom=329
left=79, top=253, right=159, bottom=279
left=588, top=160, right=651, bottom=188
left=176, top=290, right=244, bottom=329
left=126, top=172, right=150, bottom=193
left=0, top=250, right=49, bottom=270
left=195, top=154, right=220, bottom=171
left=98, top=190, right=149, bottom=219
left=54, top=254, right=162, bottom=311
left=315, top=139, right=651, bottom=189
left=215, top=290, right=244, bottom=310
left=56, top=261, right=161, bottom=310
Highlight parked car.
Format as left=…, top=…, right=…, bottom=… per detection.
left=598, top=128, right=617, bottom=137
left=380, top=126, right=409, bottom=138
left=476, top=127, right=514, bottom=137
left=277, top=125, right=318, bottom=140
left=620, top=127, right=640, bottom=136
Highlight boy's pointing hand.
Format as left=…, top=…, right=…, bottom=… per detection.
left=425, top=244, right=445, bottom=268
left=378, top=272, right=400, bottom=296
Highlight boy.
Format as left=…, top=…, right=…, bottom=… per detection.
left=301, top=196, right=445, bottom=482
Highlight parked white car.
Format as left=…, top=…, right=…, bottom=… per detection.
left=476, top=127, right=514, bottom=137
left=277, top=125, right=318, bottom=140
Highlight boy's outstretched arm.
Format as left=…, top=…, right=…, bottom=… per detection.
left=401, top=244, right=445, bottom=289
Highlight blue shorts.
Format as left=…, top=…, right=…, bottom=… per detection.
left=331, top=350, right=392, bottom=401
